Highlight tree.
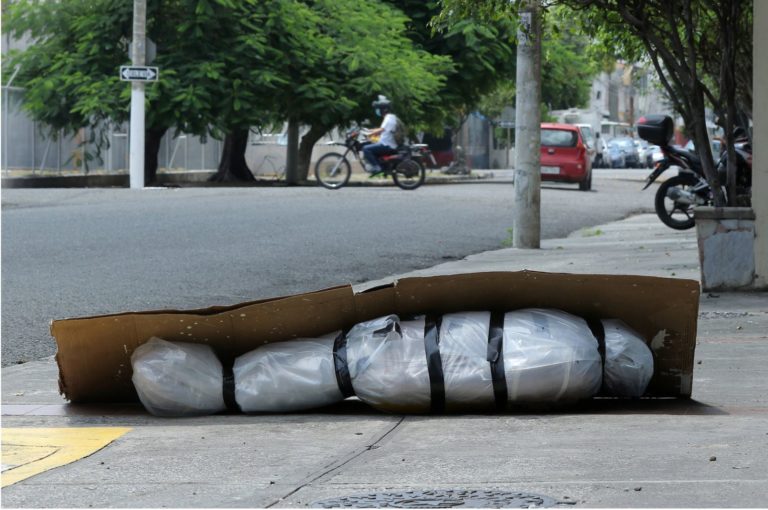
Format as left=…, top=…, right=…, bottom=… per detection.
left=436, top=0, right=752, bottom=206
left=4, top=0, right=451, bottom=184
left=251, top=0, right=451, bottom=184
left=2, top=0, right=280, bottom=183
left=387, top=0, right=518, bottom=132
left=476, top=13, right=600, bottom=120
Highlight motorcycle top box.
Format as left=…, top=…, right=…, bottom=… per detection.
left=637, top=114, right=674, bottom=146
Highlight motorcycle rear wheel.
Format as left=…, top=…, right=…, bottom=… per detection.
left=654, top=174, right=702, bottom=230
left=314, top=152, right=351, bottom=190
left=392, top=159, right=425, bottom=190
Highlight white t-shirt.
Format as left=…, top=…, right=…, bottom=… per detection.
left=379, top=113, right=399, bottom=149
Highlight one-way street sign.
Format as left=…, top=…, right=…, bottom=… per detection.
left=120, top=66, right=159, bottom=82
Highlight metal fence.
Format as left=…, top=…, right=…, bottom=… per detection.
left=2, top=86, right=223, bottom=175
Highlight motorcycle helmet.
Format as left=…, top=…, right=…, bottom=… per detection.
left=372, top=95, right=392, bottom=117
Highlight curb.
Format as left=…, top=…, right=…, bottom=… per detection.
left=2, top=172, right=489, bottom=189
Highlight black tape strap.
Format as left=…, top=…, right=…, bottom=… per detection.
left=373, top=319, right=403, bottom=337
left=333, top=329, right=355, bottom=398
left=423, top=314, right=445, bottom=413
left=586, top=318, right=606, bottom=365
left=222, top=362, right=240, bottom=412
left=487, top=311, right=508, bottom=410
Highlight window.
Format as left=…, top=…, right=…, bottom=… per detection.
left=541, top=129, right=577, bottom=147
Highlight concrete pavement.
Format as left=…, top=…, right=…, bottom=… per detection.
left=2, top=210, right=767, bottom=508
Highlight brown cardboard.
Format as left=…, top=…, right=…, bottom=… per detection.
left=51, top=271, right=700, bottom=403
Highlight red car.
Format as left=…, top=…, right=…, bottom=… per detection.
left=540, top=123, right=592, bottom=191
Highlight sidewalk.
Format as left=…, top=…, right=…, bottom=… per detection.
left=2, top=213, right=767, bottom=508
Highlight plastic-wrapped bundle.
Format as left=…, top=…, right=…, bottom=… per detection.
left=602, top=319, right=654, bottom=397
left=234, top=332, right=343, bottom=412
left=130, top=310, right=654, bottom=417
left=346, top=315, right=431, bottom=413
left=440, top=312, right=495, bottom=411
left=503, top=309, right=602, bottom=402
left=345, top=309, right=605, bottom=413
left=130, top=337, right=226, bottom=417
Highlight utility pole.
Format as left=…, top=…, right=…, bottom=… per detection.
left=513, top=0, right=541, bottom=248
left=129, top=0, right=146, bottom=189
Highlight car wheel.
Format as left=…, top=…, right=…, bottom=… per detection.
left=578, top=170, right=592, bottom=191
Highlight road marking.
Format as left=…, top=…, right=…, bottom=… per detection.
left=1, top=427, right=130, bottom=487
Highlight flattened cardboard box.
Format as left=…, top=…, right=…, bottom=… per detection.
left=51, top=271, right=700, bottom=403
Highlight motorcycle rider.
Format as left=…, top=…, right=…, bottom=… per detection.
left=363, top=95, right=401, bottom=173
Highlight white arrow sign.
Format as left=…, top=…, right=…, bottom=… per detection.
left=120, top=66, right=159, bottom=81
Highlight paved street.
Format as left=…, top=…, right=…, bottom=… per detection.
left=2, top=211, right=767, bottom=508
left=1, top=173, right=654, bottom=366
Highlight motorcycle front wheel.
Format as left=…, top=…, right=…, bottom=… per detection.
left=654, top=174, right=702, bottom=230
left=314, top=152, right=351, bottom=190
left=392, top=159, right=425, bottom=190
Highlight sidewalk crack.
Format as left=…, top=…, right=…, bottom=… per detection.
left=264, top=416, right=406, bottom=508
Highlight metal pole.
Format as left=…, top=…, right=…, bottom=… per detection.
left=129, top=0, right=146, bottom=188
left=513, top=0, right=542, bottom=249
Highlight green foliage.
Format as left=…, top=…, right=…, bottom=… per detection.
left=3, top=0, right=132, bottom=135
left=3, top=0, right=450, bottom=147
left=475, top=9, right=600, bottom=120
left=385, top=0, right=517, bottom=131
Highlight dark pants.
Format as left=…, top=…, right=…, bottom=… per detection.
left=363, top=143, right=396, bottom=169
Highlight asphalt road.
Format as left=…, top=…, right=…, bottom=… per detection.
left=1, top=174, right=655, bottom=366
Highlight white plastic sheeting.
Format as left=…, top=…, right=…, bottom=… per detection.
left=602, top=319, right=655, bottom=397
left=503, top=309, right=602, bottom=402
left=234, top=333, right=342, bottom=413
left=130, top=309, right=655, bottom=417
left=347, top=315, right=431, bottom=414
left=131, top=337, right=226, bottom=417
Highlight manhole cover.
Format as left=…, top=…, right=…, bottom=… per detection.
left=312, top=489, right=559, bottom=508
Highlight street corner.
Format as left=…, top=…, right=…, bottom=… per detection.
left=1, top=427, right=131, bottom=487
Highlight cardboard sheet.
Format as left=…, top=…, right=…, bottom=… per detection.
left=51, top=271, right=700, bottom=403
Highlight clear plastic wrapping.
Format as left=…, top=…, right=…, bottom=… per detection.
left=602, top=319, right=654, bottom=397
left=130, top=337, right=226, bottom=417
left=440, top=312, right=495, bottom=411
left=503, top=309, right=602, bottom=402
left=346, top=315, right=431, bottom=413
left=233, top=333, right=343, bottom=413
left=131, top=309, right=655, bottom=417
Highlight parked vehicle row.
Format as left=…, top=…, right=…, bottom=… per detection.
left=572, top=124, right=661, bottom=170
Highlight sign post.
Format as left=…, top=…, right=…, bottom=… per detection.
left=128, top=0, right=147, bottom=189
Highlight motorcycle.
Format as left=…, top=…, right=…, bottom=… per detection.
left=637, top=115, right=752, bottom=230
left=314, top=127, right=426, bottom=190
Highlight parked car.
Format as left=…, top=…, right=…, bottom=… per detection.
left=606, top=141, right=627, bottom=168
left=610, top=137, right=640, bottom=167
left=644, top=144, right=664, bottom=167
left=685, top=139, right=723, bottom=157
left=540, top=123, right=592, bottom=191
left=575, top=123, right=598, bottom=168
left=595, top=137, right=609, bottom=168
left=634, top=139, right=649, bottom=168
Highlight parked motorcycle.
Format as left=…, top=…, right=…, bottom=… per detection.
left=637, top=115, right=751, bottom=230
left=314, top=127, right=426, bottom=190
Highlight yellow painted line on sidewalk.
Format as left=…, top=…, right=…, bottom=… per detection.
left=1, top=427, right=130, bottom=487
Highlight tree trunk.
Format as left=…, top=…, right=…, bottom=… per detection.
left=690, top=88, right=725, bottom=206
left=284, top=119, right=301, bottom=185
left=209, top=129, right=254, bottom=182
left=144, top=126, right=167, bottom=184
left=298, top=124, right=328, bottom=181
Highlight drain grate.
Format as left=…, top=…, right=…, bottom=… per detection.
left=312, top=489, right=559, bottom=508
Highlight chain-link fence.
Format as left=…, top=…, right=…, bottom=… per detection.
left=2, top=86, right=223, bottom=176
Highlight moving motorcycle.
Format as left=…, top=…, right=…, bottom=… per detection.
left=637, top=115, right=752, bottom=230
left=314, top=127, right=426, bottom=190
